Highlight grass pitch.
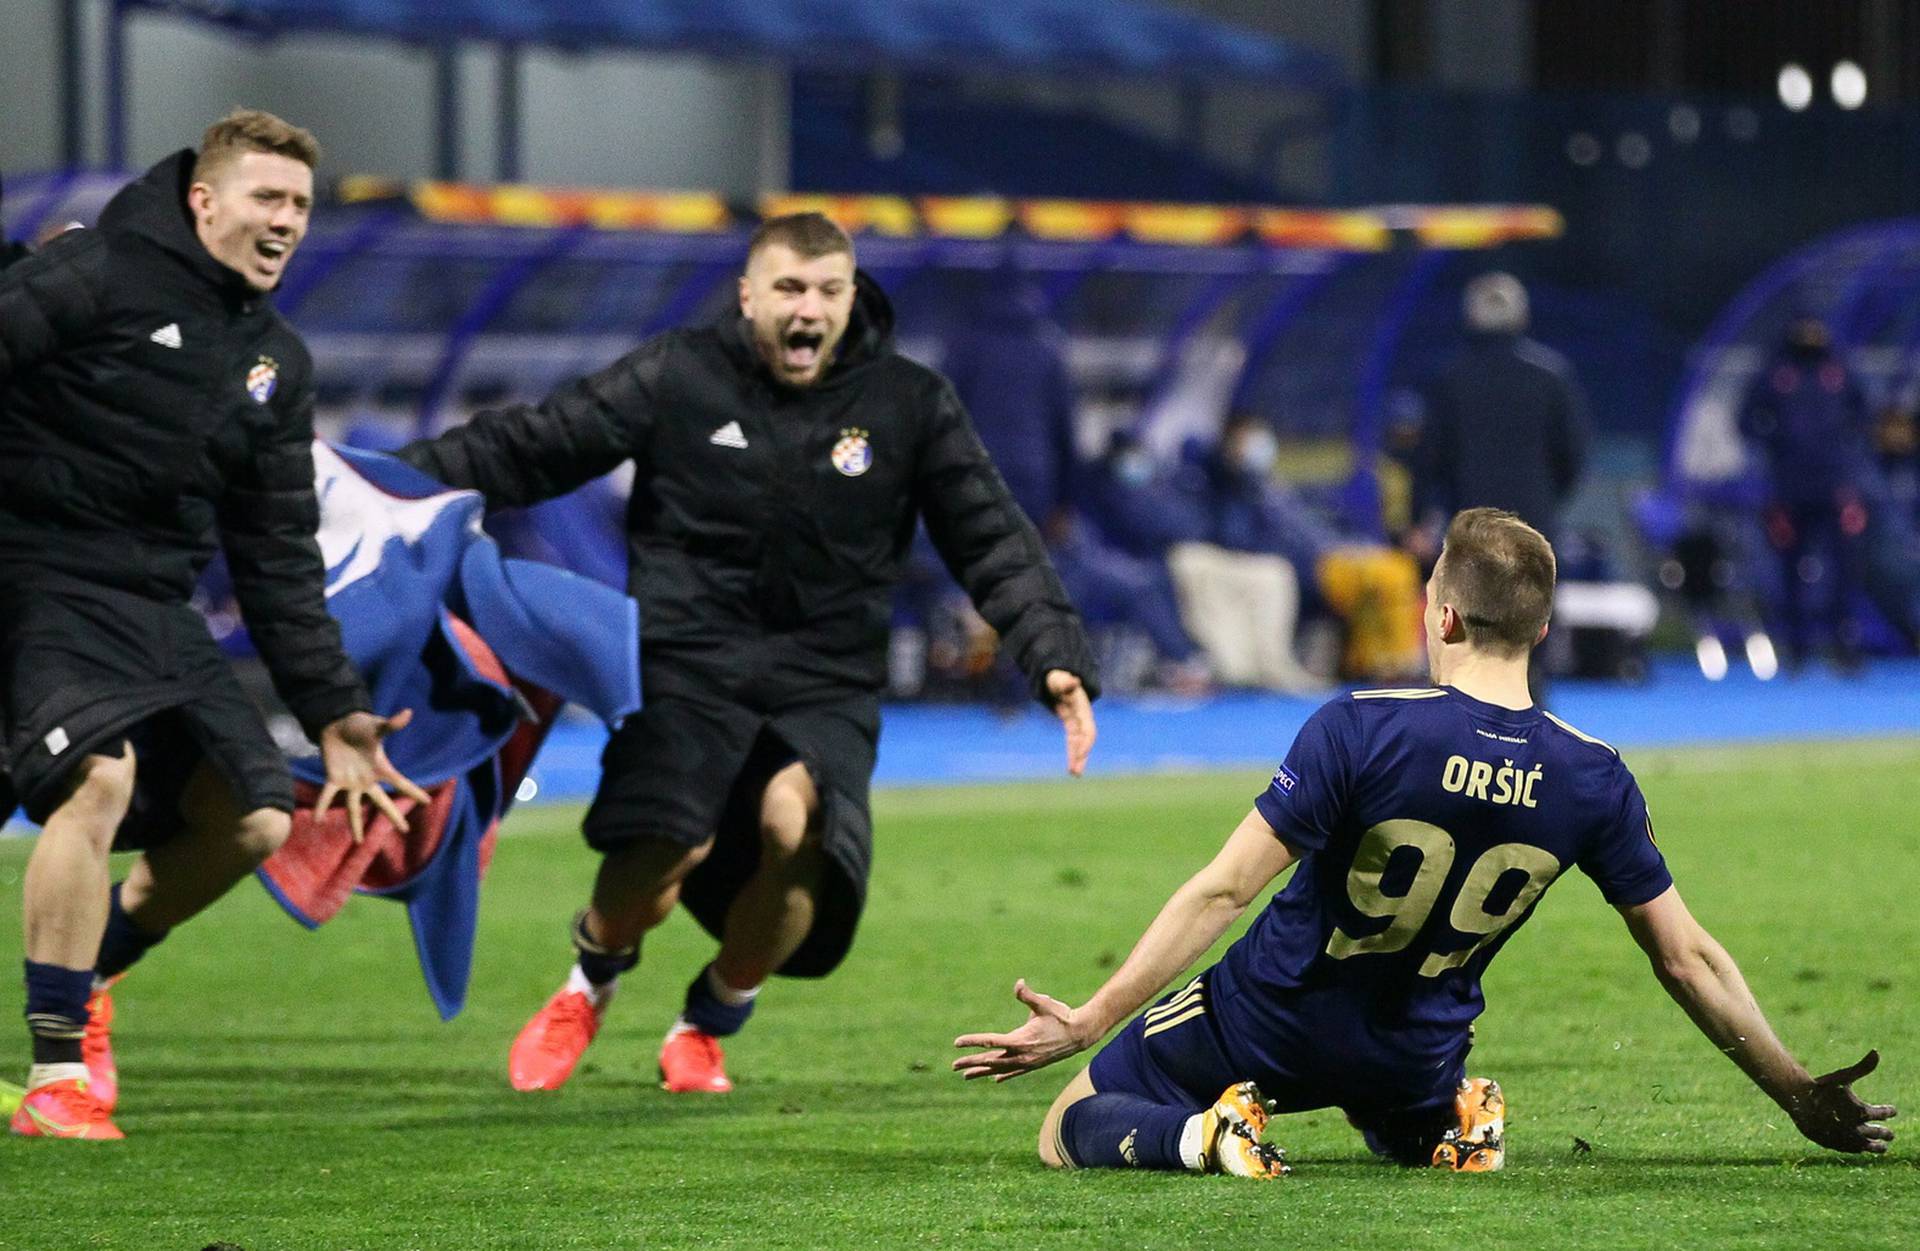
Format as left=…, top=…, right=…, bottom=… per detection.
left=2, top=737, right=1915, bottom=1250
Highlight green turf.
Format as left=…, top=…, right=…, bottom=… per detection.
left=2, top=737, right=1914, bottom=1250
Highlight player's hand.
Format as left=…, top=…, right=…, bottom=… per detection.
left=1786, top=1050, right=1897, bottom=1154
left=1045, top=670, right=1095, bottom=778
left=952, top=979, right=1091, bottom=1082
left=316, top=708, right=432, bottom=843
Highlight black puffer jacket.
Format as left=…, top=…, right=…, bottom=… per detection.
left=0, top=151, right=368, bottom=735
left=402, top=277, right=1098, bottom=704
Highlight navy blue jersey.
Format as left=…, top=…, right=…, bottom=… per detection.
left=1221, top=686, right=1669, bottom=1039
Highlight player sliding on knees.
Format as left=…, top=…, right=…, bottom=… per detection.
left=955, top=508, right=1895, bottom=1177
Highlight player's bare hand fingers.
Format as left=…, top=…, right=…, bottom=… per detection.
left=1015, top=980, right=1070, bottom=1017
left=1818, top=1049, right=1880, bottom=1086
left=380, top=758, right=431, bottom=804
left=954, top=1034, right=1015, bottom=1050
left=346, top=790, right=366, bottom=844
left=369, top=786, right=409, bottom=835
left=382, top=707, right=415, bottom=735
left=314, top=783, right=339, bottom=817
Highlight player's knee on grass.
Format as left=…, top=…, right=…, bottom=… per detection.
left=52, top=746, right=139, bottom=840
left=1037, top=1070, right=1098, bottom=1168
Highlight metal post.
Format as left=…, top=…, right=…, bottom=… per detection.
left=495, top=44, right=522, bottom=183
left=433, top=43, right=462, bottom=181
left=1178, top=80, right=1207, bottom=199
left=756, top=63, right=791, bottom=195
left=105, top=0, right=128, bottom=170
left=59, top=0, right=84, bottom=168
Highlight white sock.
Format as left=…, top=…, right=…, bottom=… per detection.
left=565, top=964, right=615, bottom=1007
left=27, top=1062, right=89, bottom=1092
left=1177, top=1113, right=1207, bottom=1171
left=705, top=964, right=761, bottom=1008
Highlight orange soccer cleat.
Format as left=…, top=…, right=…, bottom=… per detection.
left=658, top=1027, right=733, bottom=1093
left=83, top=980, right=120, bottom=1114
left=508, top=987, right=606, bottom=1092
left=1198, top=1081, right=1289, bottom=1178
left=1431, top=1077, right=1506, bottom=1172
left=8, top=1078, right=124, bottom=1140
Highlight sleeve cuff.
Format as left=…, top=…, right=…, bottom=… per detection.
left=1253, top=790, right=1325, bottom=854
left=288, top=685, right=373, bottom=741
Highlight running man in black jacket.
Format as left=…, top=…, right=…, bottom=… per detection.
left=401, top=213, right=1099, bottom=1094
left=1, top=110, right=426, bottom=1140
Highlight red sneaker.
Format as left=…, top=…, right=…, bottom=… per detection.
left=508, top=987, right=606, bottom=1092
left=659, top=1027, right=733, bottom=1093
left=9, top=1078, right=124, bottom=1140
left=83, top=981, right=119, bottom=1114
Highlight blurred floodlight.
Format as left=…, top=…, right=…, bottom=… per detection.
left=1744, top=633, right=1780, bottom=681
left=1777, top=63, right=1813, bottom=111
left=1566, top=132, right=1602, bottom=166
left=1617, top=131, right=1653, bottom=168
left=1696, top=635, right=1729, bottom=681
left=1667, top=104, right=1701, bottom=143
left=1832, top=61, right=1867, bottom=110
left=1726, top=107, right=1760, bottom=141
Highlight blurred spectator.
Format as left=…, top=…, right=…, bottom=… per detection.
left=1738, top=316, right=1877, bottom=668
left=938, top=282, right=1208, bottom=695
left=1411, top=273, right=1591, bottom=555
left=1201, top=415, right=1424, bottom=683
left=941, top=279, right=1078, bottom=541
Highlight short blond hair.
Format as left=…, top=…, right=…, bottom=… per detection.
left=1434, top=508, right=1556, bottom=655
left=192, top=108, right=321, bottom=184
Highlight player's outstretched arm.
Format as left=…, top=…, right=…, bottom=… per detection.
left=953, top=808, right=1296, bottom=1081
left=1620, top=886, right=1896, bottom=1154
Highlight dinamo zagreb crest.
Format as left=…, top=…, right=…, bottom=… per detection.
left=831, top=427, right=872, bottom=477
left=247, top=355, right=279, bottom=404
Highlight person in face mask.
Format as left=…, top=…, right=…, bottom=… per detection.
left=1062, top=432, right=1212, bottom=695
left=1201, top=415, right=1426, bottom=685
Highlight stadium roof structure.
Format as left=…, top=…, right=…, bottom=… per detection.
left=99, top=0, right=1343, bottom=177
left=124, top=0, right=1344, bottom=85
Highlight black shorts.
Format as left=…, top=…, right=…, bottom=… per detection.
left=581, top=679, right=880, bottom=978
left=0, top=572, right=292, bottom=848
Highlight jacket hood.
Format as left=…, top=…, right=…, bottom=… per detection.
left=724, top=267, right=897, bottom=392
left=98, top=149, right=260, bottom=298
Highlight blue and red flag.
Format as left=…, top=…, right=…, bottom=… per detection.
left=257, top=443, right=640, bottom=1019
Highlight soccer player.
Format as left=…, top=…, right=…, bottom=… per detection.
left=399, top=212, right=1098, bottom=1094
left=1, top=110, right=427, bottom=1139
left=955, top=508, right=1894, bottom=1175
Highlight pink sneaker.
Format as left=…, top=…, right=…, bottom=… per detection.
left=658, top=1028, right=733, bottom=1093
left=83, top=980, right=120, bottom=1114
left=9, top=1078, right=124, bottom=1140
left=508, top=987, right=606, bottom=1092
